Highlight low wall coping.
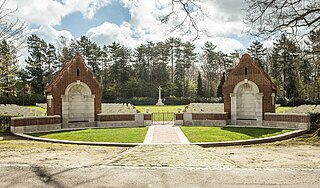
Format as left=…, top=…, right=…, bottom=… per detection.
left=11, top=115, right=61, bottom=120
left=97, top=113, right=137, bottom=116
left=264, top=113, right=309, bottom=116
left=191, top=112, right=228, bottom=115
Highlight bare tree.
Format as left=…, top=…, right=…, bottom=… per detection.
left=160, top=0, right=204, bottom=39
left=0, top=0, right=26, bottom=46
left=245, top=0, right=320, bottom=37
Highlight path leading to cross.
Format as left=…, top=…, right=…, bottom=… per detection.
left=143, top=125, right=190, bottom=144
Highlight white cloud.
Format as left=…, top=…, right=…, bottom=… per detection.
left=62, top=0, right=111, bottom=20
left=193, top=36, right=243, bottom=54
left=263, top=40, right=275, bottom=49
left=83, top=0, right=246, bottom=54
left=86, top=22, right=141, bottom=48
left=13, top=0, right=250, bottom=65
left=121, top=0, right=247, bottom=40
left=8, top=0, right=64, bottom=25
left=8, top=0, right=111, bottom=26
left=29, top=25, right=74, bottom=45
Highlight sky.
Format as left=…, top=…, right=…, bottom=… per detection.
left=5, top=0, right=272, bottom=63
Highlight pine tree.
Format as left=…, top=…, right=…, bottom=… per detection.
left=0, top=40, right=18, bottom=96
left=45, top=43, right=59, bottom=82
left=108, top=42, right=133, bottom=98
left=24, top=34, right=49, bottom=94
left=270, top=34, right=301, bottom=98
left=217, top=72, right=225, bottom=98
left=196, top=72, right=203, bottom=97
left=247, top=40, right=267, bottom=71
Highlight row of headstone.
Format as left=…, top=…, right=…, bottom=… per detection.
left=188, top=103, right=224, bottom=113
left=36, top=103, right=47, bottom=109
left=0, top=104, right=44, bottom=117
left=279, top=105, right=317, bottom=114
left=101, top=103, right=136, bottom=114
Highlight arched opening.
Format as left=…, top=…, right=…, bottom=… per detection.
left=61, top=81, right=95, bottom=124
left=230, top=79, right=263, bottom=124
left=236, top=83, right=257, bottom=119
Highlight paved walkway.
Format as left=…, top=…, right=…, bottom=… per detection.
left=143, top=125, right=190, bottom=144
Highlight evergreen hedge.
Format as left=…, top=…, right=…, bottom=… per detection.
left=0, top=94, right=45, bottom=106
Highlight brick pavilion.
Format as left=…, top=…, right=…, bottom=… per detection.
left=223, top=54, right=276, bottom=125
left=45, top=53, right=101, bottom=124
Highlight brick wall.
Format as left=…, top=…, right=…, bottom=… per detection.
left=264, top=113, right=310, bottom=123
left=144, top=114, right=152, bottom=121
left=11, top=116, right=61, bottom=127
left=97, top=114, right=135, bottom=121
left=192, top=113, right=228, bottom=120
left=176, top=113, right=183, bottom=120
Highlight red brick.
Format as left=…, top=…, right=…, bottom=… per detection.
left=45, top=54, right=102, bottom=120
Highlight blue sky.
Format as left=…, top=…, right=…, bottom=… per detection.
left=55, top=1, right=131, bottom=38
left=7, top=0, right=269, bottom=62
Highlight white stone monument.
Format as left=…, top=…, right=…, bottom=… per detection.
left=156, top=86, right=164, bottom=106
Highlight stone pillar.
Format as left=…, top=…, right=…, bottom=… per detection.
left=255, top=93, right=263, bottom=126
left=135, top=113, right=144, bottom=126
left=230, top=93, right=237, bottom=124
left=183, top=113, right=192, bottom=125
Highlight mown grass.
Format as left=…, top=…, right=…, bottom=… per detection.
left=276, top=106, right=293, bottom=113
left=180, top=126, right=292, bottom=142
left=135, top=105, right=186, bottom=113
left=29, top=127, right=148, bottom=143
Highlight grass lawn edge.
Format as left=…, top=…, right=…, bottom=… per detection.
left=180, top=126, right=293, bottom=143
left=27, top=127, right=148, bottom=143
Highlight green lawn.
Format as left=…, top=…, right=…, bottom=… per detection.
left=180, top=126, right=292, bottom=142
left=134, top=105, right=186, bottom=113
left=29, top=127, right=148, bottom=143
left=276, top=106, right=293, bottom=113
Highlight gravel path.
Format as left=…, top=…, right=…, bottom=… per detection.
left=1, top=134, right=320, bottom=187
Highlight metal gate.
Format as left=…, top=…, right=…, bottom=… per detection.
left=152, top=112, right=175, bottom=125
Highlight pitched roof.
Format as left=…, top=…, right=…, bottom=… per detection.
left=230, top=54, right=276, bottom=90
left=45, top=53, right=97, bottom=93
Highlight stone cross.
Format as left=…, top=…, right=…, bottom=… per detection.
left=156, top=86, right=164, bottom=105
left=158, top=86, right=162, bottom=100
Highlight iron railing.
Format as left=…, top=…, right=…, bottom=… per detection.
left=152, top=112, right=175, bottom=125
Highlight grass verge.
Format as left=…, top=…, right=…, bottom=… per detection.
left=276, top=106, right=293, bottom=113
left=28, top=127, right=148, bottom=143
left=180, top=126, right=292, bottom=142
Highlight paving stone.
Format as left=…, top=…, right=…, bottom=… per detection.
left=107, top=145, right=238, bottom=169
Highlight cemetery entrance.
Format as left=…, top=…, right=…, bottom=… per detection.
left=152, top=112, right=175, bottom=125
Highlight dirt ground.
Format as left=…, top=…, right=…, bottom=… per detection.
left=0, top=132, right=319, bottom=170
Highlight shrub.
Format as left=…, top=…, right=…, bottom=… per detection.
left=0, top=115, right=13, bottom=132
left=130, top=97, right=157, bottom=105
left=286, top=97, right=315, bottom=106
left=113, top=97, right=157, bottom=105
left=276, top=97, right=288, bottom=106
left=277, top=97, right=315, bottom=107
left=163, top=96, right=190, bottom=105
left=309, top=112, right=320, bottom=130
left=0, top=94, right=45, bottom=106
